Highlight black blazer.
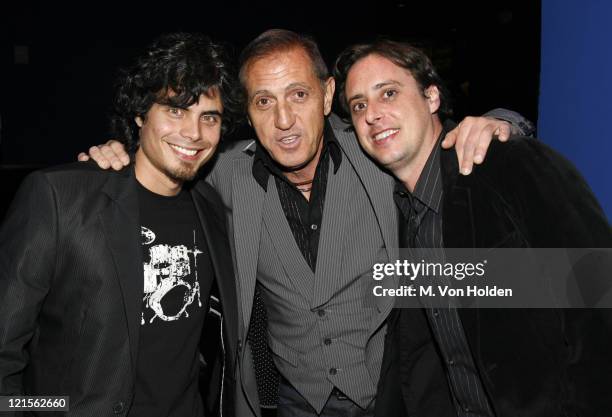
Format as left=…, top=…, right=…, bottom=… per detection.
left=376, top=136, right=612, bottom=417
left=0, top=162, right=238, bottom=417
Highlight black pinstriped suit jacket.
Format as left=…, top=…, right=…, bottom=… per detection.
left=0, top=162, right=238, bottom=417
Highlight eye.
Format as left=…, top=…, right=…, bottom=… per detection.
left=351, top=102, right=367, bottom=113
left=383, top=89, right=397, bottom=99
left=294, top=90, right=308, bottom=100
left=167, top=107, right=184, bottom=117
left=255, top=97, right=271, bottom=108
left=201, top=114, right=221, bottom=125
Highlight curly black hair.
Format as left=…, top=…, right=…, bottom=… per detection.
left=110, top=32, right=239, bottom=151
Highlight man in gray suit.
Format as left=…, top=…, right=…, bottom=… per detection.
left=82, top=29, right=524, bottom=417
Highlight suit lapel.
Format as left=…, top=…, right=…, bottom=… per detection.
left=262, top=178, right=314, bottom=301
left=191, top=185, right=239, bottom=359
left=334, top=125, right=399, bottom=325
left=441, top=148, right=475, bottom=249
left=444, top=184, right=480, bottom=344
left=311, top=156, right=351, bottom=308
left=439, top=148, right=481, bottom=342
left=335, top=127, right=398, bottom=262
left=231, top=158, right=265, bottom=334
left=99, top=167, right=143, bottom=377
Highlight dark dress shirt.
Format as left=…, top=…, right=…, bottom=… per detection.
left=394, top=124, right=495, bottom=417
left=252, top=121, right=342, bottom=271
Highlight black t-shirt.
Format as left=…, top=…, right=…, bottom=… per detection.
left=129, top=183, right=214, bottom=417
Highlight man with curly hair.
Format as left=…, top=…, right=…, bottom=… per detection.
left=81, top=29, right=534, bottom=417
left=0, top=33, right=239, bottom=417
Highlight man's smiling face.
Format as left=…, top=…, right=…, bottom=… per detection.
left=345, top=54, right=440, bottom=174
left=135, top=90, right=223, bottom=194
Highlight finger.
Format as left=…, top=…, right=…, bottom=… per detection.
left=460, top=123, right=490, bottom=173
left=456, top=119, right=476, bottom=175
left=77, top=152, right=90, bottom=162
left=89, top=146, right=110, bottom=169
left=472, top=124, right=496, bottom=165
left=441, top=128, right=458, bottom=149
left=108, top=140, right=131, bottom=166
left=100, top=145, right=124, bottom=171
left=111, top=158, right=124, bottom=171
left=495, top=121, right=512, bottom=141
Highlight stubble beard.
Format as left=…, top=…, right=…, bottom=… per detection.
left=161, top=161, right=199, bottom=182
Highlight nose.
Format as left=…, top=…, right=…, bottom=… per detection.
left=365, top=102, right=382, bottom=125
left=274, top=100, right=295, bottom=130
left=179, top=116, right=201, bottom=141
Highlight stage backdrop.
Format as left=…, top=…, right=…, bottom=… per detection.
left=539, top=1, right=612, bottom=219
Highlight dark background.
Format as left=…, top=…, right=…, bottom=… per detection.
left=1, top=1, right=541, bottom=214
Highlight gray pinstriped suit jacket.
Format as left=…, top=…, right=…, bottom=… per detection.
left=206, top=114, right=400, bottom=416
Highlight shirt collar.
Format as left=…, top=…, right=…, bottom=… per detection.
left=394, top=123, right=450, bottom=214
left=252, top=119, right=342, bottom=190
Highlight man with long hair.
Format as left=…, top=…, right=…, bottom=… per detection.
left=0, top=33, right=239, bottom=417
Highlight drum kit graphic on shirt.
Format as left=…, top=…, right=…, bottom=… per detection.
left=140, top=226, right=203, bottom=325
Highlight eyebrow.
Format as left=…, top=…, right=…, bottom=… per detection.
left=168, top=106, right=222, bottom=117
left=286, top=82, right=313, bottom=91
left=250, top=82, right=313, bottom=100
left=250, top=89, right=270, bottom=99
left=347, top=80, right=403, bottom=104
left=200, top=110, right=223, bottom=117
left=158, top=97, right=223, bottom=117
left=161, top=102, right=221, bottom=112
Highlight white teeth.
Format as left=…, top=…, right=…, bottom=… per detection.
left=374, top=129, right=399, bottom=141
left=170, top=144, right=198, bottom=156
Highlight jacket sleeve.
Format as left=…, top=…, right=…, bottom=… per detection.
left=503, top=140, right=612, bottom=415
left=502, top=138, right=611, bottom=247
left=483, top=108, right=536, bottom=137
left=0, top=171, right=58, bottom=395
